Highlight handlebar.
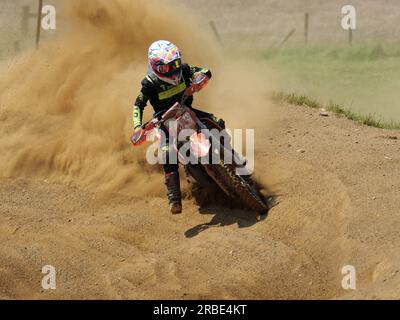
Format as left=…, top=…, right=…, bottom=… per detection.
left=132, top=72, right=209, bottom=146
left=138, top=110, right=163, bottom=130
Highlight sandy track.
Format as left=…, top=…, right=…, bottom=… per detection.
left=1, top=102, right=399, bottom=299
left=1, top=0, right=400, bottom=300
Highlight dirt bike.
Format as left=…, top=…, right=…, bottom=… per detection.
left=131, top=73, right=268, bottom=214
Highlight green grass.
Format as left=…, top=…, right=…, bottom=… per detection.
left=273, top=92, right=400, bottom=130
left=260, top=44, right=400, bottom=123
left=262, top=44, right=400, bottom=62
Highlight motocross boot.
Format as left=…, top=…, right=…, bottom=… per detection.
left=164, top=171, right=182, bottom=214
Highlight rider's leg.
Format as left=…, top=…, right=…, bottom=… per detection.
left=160, top=128, right=182, bottom=214
left=163, top=167, right=182, bottom=214
left=190, top=106, right=232, bottom=148
left=190, top=107, right=240, bottom=165
left=190, top=107, right=226, bottom=130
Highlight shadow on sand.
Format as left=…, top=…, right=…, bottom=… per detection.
left=184, top=195, right=279, bottom=238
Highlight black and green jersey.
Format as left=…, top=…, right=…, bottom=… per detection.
left=133, top=63, right=212, bottom=128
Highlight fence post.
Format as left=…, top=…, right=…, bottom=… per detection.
left=36, top=0, right=43, bottom=48
left=304, top=12, right=309, bottom=46
left=348, top=28, right=353, bottom=46
left=209, top=20, right=223, bottom=46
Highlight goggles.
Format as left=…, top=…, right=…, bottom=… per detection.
left=155, top=59, right=182, bottom=74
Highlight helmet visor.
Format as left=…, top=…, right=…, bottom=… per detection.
left=155, top=59, right=182, bottom=75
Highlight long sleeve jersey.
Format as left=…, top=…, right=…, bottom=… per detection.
left=133, top=63, right=212, bottom=129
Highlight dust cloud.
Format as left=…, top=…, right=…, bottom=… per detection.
left=0, top=0, right=273, bottom=196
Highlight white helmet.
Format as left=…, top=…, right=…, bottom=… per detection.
left=148, top=40, right=183, bottom=86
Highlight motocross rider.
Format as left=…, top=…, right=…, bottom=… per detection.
left=133, top=40, right=225, bottom=214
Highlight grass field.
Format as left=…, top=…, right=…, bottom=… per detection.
left=178, top=0, right=400, bottom=123
left=273, top=91, right=400, bottom=130
left=260, top=45, right=400, bottom=122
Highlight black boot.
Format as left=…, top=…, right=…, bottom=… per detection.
left=164, top=171, right=182, bottom=214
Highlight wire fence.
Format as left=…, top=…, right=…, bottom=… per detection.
left=0, top=0, right=55, bottom=60
left=182, top=0, right=400, bottom=50
left=2, top=0, right=400, bottom=60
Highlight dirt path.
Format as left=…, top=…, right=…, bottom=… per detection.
left=1, top=102, right=399, bottom=299
left=1, top=0, right=400, bottom=300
